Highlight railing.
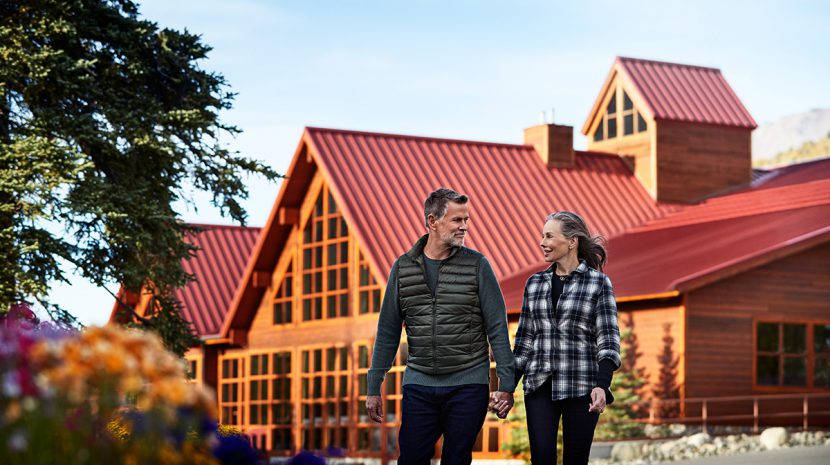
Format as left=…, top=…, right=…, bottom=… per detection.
left=610, top=392, right=830, bottom=434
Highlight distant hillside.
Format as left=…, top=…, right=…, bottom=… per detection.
left=752, top=108, right=830, bottom=162
left=755, top=135, right=830, bottom=167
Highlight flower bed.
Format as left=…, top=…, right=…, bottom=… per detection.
left=0, top=304, right=257, bottom=465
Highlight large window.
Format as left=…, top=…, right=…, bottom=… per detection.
left=756, top=321, right=830, bottom=388
left=300, top=346, right=350, bottom=452
left=358, top=252, right=381, bottom=315
left=219, top=355, right=246, bottom=426
left=302, top=188, right=350, bottom=321
left=273, top=261, right=294, bottom=325
left=354, top=342, right=407, bottom=454
left=355, top=344, right=381, bottom=452
left=271, top=352, right=293, bottom=451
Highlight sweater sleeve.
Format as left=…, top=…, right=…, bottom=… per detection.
left=367, top=261, right=403, bottom=396
left=479, top=257, right=517, bottom=393
left=512, top=282, right=535, bottom=385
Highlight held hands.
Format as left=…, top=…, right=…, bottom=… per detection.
left=588, top=387, right=606, bottom=414
left=487, top=391, right=514, bottom=419
left=366, top=395, right=383, bottom=423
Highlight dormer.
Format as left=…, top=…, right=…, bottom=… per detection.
left=583, top=57, right=757, bottom=204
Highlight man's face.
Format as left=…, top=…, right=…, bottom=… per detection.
left=432, top=201, right=470, bottom=247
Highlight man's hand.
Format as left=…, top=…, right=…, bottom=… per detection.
left=366, top=395, right=383, bottom=423
left=488, top=391, right=514, bottom=419
left=588, top=387, right=606, bottom=414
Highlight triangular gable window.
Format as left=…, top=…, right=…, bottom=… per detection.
left=271, top=181, right=382, bottom=325
left=300, top=185, right=349, bottom=321
left=593, top=88, right=648, bottom=141
left=621, top=91, right=647, bottom=136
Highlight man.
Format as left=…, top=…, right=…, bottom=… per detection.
left=366, top=187, right=515, bottom=465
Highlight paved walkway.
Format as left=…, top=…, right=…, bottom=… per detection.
left=664, top=445, right=830, bottom=465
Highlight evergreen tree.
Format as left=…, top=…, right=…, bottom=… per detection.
left=595, top=317, right=647, bottom=439
left=653, top=322, right=680, bottom=419
left=0, top=0, right=280, bottom=354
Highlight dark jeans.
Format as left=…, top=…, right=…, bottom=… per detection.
left=398, top=383, right=489, bottom=465
left=525, top=378, right=599, bottom=465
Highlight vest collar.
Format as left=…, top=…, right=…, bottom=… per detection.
left=406, top=234, right=461, bottom=262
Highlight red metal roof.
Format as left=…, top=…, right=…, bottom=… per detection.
left=220, top=127, right=678, bottom=334
left=305, top=127, right=676, bottom=282
left=174, top=224, right=260, bottom=337
left=583, top=57, right=757, bottom=133
left=502, top=178, right=830, bottom=307
left=751, top=157, right=830, bottom=190
left=605, top=179, right=830, bottom=299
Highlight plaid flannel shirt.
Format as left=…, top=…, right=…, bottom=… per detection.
left=513, top=260, right=621, bottom=400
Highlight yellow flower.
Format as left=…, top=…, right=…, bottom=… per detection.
left=5, top=400, right=21, bottom=421
left=103, top=350, right=125, bottom=373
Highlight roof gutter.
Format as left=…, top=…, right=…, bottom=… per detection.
left=615, top=290, right=680, bottom=303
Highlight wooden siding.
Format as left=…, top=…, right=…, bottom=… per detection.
left=214, top=173, right=402, bottom=459
left=589, top=131, right=653, bottom=196
left=654, top=121, right=752, bottom=203
left=618, top=306, right=685, bottom=394
left=685, top=241, right=830, bottom=400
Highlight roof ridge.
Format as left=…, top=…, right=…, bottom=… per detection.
left=305, top=126, right=533, bottom=150
left=630, top=179, right=830, bottom=232
left=617, top=56, right=721, bottom=72
left=759, top=155, right=830, bottom=172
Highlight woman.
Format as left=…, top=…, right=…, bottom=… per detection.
left=513, top=211, right=621, bottom=464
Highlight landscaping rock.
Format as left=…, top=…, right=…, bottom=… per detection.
left=760, top=427, right=788, bottom=450
left=610, top=441, right=644, bottom=462
left=686, top=432, right=711, bottom=448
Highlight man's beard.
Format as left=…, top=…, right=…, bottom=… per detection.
left=442, top=231, right=464, bottom=247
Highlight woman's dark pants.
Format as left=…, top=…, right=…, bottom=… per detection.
left=524, top=378, right=600, bottom=465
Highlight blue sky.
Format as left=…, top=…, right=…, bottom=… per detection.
left=52, top=0, right=830, bottom=325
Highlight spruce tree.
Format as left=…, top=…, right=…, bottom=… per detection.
left=0, top=0, right=280, bottom=354
left=595, top=314, right=647, bottom=439
left=653, top=322, right=681, bottom=419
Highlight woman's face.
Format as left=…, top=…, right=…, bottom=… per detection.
left=540, top=220, right=576, bottom=263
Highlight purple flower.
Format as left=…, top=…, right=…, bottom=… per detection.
left=212, top=433, right=260, bottom=465
left=287, top=451, right=326, bottom=465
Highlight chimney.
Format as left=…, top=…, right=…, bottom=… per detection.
left=524, top=123, right=574, bottom=167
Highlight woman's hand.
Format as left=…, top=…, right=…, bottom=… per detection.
left=588, top=387, right=606, bottom=414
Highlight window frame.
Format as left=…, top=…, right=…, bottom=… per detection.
left=592, top=87, right=648, bottom=142
left=753, top=318, right=830, bottom=392
left=299, top=184, right=351, bottom=323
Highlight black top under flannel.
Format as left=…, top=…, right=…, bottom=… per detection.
left=513, top=261, right=621, bottom=400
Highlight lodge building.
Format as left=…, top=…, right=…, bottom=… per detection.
left=111, top=57, right=830, bottom=462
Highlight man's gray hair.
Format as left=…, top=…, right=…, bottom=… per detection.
left=423, top=188, right=468, bottom=228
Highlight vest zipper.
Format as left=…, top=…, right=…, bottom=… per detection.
left=416, top=258, right=440, bottom=374
left=431, top=261, right=444, bottom=375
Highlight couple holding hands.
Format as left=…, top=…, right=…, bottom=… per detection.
left=366, top=188, right=621, bottom=465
